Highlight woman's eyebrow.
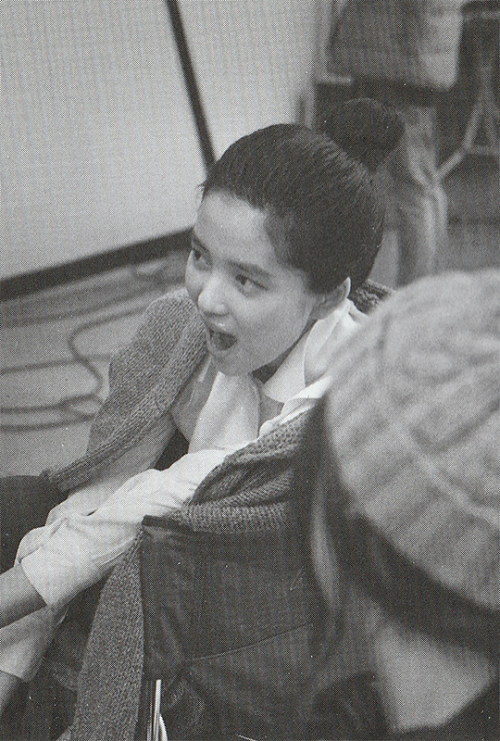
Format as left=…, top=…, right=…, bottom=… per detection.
left=190, top=230, right=272, bottom=282
left=230, top=259, right=272, bottom=282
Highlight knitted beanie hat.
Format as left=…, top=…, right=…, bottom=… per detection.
left=323, top=269, right=500, bottom=612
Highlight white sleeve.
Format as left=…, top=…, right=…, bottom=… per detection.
left=45, top=416, right=178, bottom=526
left=0, top=419, right=179, bottom=684
left=16, top=417, right=178, bottom=562
left=0, top=609, right=62, bottom=682
left=20, top=449, right=227, bottom=612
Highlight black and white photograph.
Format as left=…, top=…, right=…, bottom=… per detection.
left=1, top=2, right=499, bottom=739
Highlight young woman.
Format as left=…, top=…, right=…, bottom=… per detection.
left=298, top=269, right=500, bottom=739
left=0, top=99, right=402, bottom=733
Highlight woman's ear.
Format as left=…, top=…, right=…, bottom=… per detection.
left=311, top=277, right=351, bottom=320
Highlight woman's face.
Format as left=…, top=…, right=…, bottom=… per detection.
left=185, top=192, right=321, bottom=376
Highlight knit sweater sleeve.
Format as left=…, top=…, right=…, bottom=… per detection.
left=46, top=289, right=207, bottom=492
left=71, top=536, right=144, bottom=741
left=87, top=289, right=202, bottom=453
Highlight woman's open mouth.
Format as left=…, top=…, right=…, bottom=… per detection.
left=207, top=327, right=237, bottom=353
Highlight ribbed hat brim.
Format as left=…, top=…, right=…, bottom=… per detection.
left=324, top=270, right=500, bottom=610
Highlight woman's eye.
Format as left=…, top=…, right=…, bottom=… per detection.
left=191, top=247, right=209, bottom=267
left=235, top=274, right=261, bottom=292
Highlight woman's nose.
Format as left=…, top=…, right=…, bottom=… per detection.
left=196, top=273, right=227, bottom=316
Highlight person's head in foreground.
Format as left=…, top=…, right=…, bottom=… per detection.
left=185, top=99, right=403, bottom=377
left=297, top=269, right=500, bottom=739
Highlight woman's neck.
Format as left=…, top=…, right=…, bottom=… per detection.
left=252, top=319, right=315, bottom=384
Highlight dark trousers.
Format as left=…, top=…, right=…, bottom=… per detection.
left=1, top=475, right=64, bottom=573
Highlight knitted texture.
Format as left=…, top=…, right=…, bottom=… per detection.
left=45, top=282, right=386, bottom=494
left=324, top=269, right=500, bottom=610
left=70, top=412, right=310, bottom=741
left=327, top=0, right=464, bottom=90
left=67, top=281, right=389, bottom=741
left=71, top=538, right=144, bottom=741
left=46, top=289, right=207, bottom=492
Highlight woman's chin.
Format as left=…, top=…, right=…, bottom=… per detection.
left=208, top=347, right=243, bottom=375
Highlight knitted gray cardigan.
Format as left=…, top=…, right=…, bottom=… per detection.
left=48, top=283, right=386, bottom=494
left=46, top=289, right=207, bottom=493
left=62, top=283, right=387, bottom=741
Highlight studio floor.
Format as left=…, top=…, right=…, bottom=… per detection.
left=1, top=157, right=499, bottom=477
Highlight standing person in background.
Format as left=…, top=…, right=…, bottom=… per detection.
left=326, top=0, right=464, bottom=284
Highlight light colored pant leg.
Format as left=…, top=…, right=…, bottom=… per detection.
left=391, top=104, right=448, bottom=285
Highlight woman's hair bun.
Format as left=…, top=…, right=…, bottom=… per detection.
left=324, top=98, right=404, bottom=172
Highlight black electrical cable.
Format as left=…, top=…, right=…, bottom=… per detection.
left=1, top=266, right=182, bottom=431
left=2, top=0, right=214, bottom=432
left=1, top=304, right=152, bottom=431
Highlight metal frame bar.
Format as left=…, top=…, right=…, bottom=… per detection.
left=164, top=0, right=216, bottom=172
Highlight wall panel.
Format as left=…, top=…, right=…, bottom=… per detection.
left=1, top=0, right=317, bottom=279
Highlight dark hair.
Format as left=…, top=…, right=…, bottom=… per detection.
left=202, top=99, right=403, bottom=292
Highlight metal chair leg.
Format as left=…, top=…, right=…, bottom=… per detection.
left=146, top=679, right=165, bottom=741
left=439, top=1, right=500, bottom=179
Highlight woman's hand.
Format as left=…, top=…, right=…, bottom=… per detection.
left=0, top=565, right=45, bottom=628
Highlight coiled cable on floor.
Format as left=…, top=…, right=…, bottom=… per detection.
left=1, top=261, right=184, bottom=431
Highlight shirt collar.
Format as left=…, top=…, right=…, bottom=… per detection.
left=262, top=298, right=364, bottom=403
